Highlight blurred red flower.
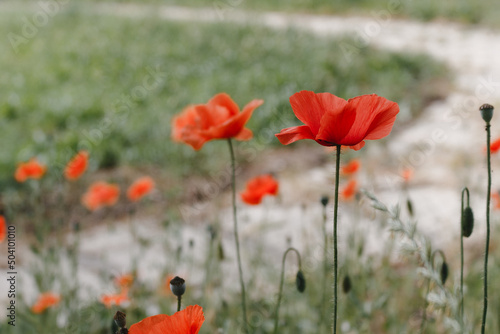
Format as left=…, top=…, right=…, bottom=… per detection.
left=492, top=192, right=500, bottom=209
left=0, top=216, right=6, bottom=243
left=127, top=176, right=155, bottom=202
left=275, top=91, right=399, bottom=150
left=340, top=179, right=358, bottom=201
left=128, top=305, right=205, bottom=334
left=240, top=174, right=279, bottom=205
left=31, top=292, right=60, bottom=314
left=101, top=291, right=129, bottom=309
left=81, top=181, right=120, bottom=211
left=401, top=168, right=414, bottom=182
left=489, top=137, right=500, bottom=153
left=115, top=274, right=134, bottom=291
left=341, top=159, right=361, bottom=175
left=14, top=158, right=46, bottom=182
left=172, top=93, right=263, bottom=150
left=64, top=151, right=89, bottom=180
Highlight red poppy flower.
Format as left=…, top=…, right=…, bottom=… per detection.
left=172, top=93, right=264, bottom=150
left=14, top=158, right=46, bottom=182
left=492, top=192, right=500, bottom=210
left=275, top=91, right=399, bottom=150
left=489, top=137, right=500, bottom=153
left=0, top=216, right=6, bottom=243
left=401, top=168, right=414, bottom=182
left=341, top=159, right=361, bottom=175
left=31, top=292, right=60, bottom=314
left=81, top=181, right=120, bottom=211
left=240, top=174, right=279, bottom=205
left=340, top=179, right=358, bottom=201
left=129, top=305, right=205, bottom=334
left=127, top=176, right=155, bottom=202
left=115, top=274, right=134, bottom=291
left=64, top=151, right=89, bottom=180
left=100, top=291, right=129, bottom=309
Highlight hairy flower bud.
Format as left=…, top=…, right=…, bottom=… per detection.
left=461, top=206, right=474, bottom=238
left=342, top=275, right=352, bottom=294
left=296, top=270, right=306, bottom=293
left=320, top=195, right=329, bottom=207
left=440, top=262, right=449, bottom=285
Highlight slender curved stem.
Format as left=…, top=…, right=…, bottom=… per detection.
left=481, top=124, right=491, bottom=334
left=273, top=247, right=302, bottom=334
left=419, top=278, right=431, bottom=334
left=333, top=145, right=341, bottom=334
left=227, top=139, right=248, bottom=333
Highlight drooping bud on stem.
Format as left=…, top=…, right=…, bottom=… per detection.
left=461, top=187, right=474, bottom=238
left=431, top=250, right=448, bottom=285
left=320, top=195, right=329, bottom=207
left=296, top=270, right=306, bottom=293
left=342, top=275, right=352, bottom=294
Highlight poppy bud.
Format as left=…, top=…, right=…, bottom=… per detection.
left=320, top=195, right=329, bottom=207
left=296, top=270, right=306, bottom=293
left=480, top=103, right=494, bottom=123
left=114, top=311, right=127, bottom=328
left=461, top=206, right=474, bottom=238
left=406, top=198, right=414, bottom=217
left=170, top=276, right=186, bottom=297
left=218, top=241, right=225, bottom=260
left=342, top=275, right=352, bottom=294
left=440, top=262, right=449, bottom=285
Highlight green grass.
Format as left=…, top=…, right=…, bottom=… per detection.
left=16, top=0, right=500, bottom=26
left=0, top=7, right=450, bottom=194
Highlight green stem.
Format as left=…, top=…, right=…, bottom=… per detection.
left=177, top=295, right=181, bottom=312
left=273, top=247, right=302, bottom=334
left=419, top=278, right=431, bottom=334
left=333, top=145, right=341, bottom=334
left=319, top=204, right=328, bottom=333
left=481, top=124, right=491, bottom=334
left=460, top=187, right=469, bottom=328
left=227, top=139, right=248, bottom=333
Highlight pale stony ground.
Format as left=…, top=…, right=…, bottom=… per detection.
left=2, top=2, right=500, bottom=321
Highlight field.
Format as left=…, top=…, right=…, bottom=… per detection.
left=0, top=1, right=499, bottom=334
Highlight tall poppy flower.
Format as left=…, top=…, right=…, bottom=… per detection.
left=275, top=91, right=399, bottom=150
left=128, top=305, right=205, bottom=334
left=14, top=158, right=46, bottom=182
left=172, top=93, right=263, bottom=150
left=240, top=174, right=279, bottom=205
left=81, top=181, right=120, bottom=211
left=64, top=151, right=89, bottom=180
left=0, top=215, right=6, bottom=243
left=31, top=292, right=60, bottom=314
left=127, top=176, right=155, bottom=202
left=488, top=137, right=500, bottom=153
left=341, top=159, right=361, bottom=175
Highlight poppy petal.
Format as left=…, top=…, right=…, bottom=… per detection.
left=290, top=91, right=347, bottom=135
left=275, top=125, right=315, bottom=145
left=129, top=305, right=205, bottom=334
left=207, top=93, right=240, bottom=117
left=234, top=127, right=253, bottom=141
left=342, top=94, right=399, bottom=143
left=316, top=102, right=356, bottom=146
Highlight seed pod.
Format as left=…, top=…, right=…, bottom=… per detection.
left=461, top=206, right=474, bottom=238
left=480, top=103, right=494, bottom=123
left=342, top=275, right=352, bottom=294
left=170, top=276, right=186, bottom=297
left=113, top=311, right=127, bottom=328
left=296, top=270, right=306, bottom=293
left=440, top=262, right=449, bottom=285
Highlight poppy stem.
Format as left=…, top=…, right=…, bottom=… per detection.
left=460, top=187, right=469, bottom=328
left=319, top=201, right=329, bottom=332
left=481, top=123, right=491, bottom=334
left=227, top=139, right=248, bottom=333
left=273, top=247, right=302, bottom=334
left=177, top=295, right=181, bottom=312
left=333, top=145, right=341, bottom=334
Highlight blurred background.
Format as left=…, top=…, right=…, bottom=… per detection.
left=1, top=0, right=500, bottom=333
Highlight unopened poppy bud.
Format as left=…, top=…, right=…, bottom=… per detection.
left=461, top=206, right=474, bottom=238
left=406, top=198, right=414, bottom=217
left=480, top=103, right=494, bottom=123
left=440, top=262, right=449, bottom=285
left=113, top=311, right=127, bottom=328
left=295, top=270, right=306, bottom=293
left=320, top=195, right=329, bottom=207
left=170, top=276, right=186, bottom=297
left=342, top=275, right=352, bottom=294
left=218, top=241, right=225, bottom=260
